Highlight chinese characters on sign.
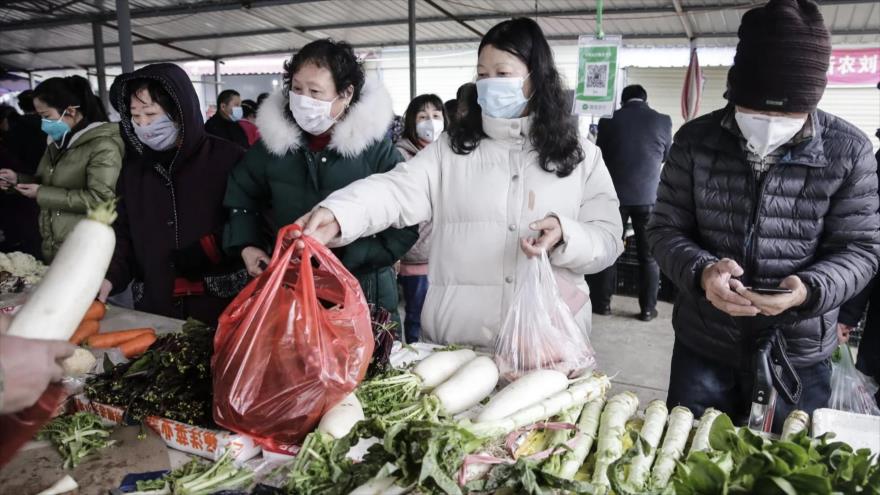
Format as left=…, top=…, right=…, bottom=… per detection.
left=827, top=48, right=880, bottom=86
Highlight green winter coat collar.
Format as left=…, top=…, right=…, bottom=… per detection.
left=48, top=121, right=118, bottom=153
left=256, top=77, right=394, bottom=159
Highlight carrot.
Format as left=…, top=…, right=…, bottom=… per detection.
left=87, top=328, right=155, bottom=348
left=83, top=300, right=107, bottom=321
left=69, top=319, right=100, bottom=345
left=118, top=333, right=157, bottom=358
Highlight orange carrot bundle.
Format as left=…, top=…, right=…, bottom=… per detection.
left=69, top=320, right=100, bottom=345
left=118, top=333, right=157, bottom=358
left=83, top=300, right=107, bottom=321
left=87, top=328, right=155, bottom=348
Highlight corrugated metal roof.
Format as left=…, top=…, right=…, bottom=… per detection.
left=1, top=0, right=877, bottom=72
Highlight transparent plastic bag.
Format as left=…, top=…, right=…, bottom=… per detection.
left=494, top=250, right=596, bottom=383
left=212, top=225, right=374, bottom=454
left=829, top=344, right=880, bottom=416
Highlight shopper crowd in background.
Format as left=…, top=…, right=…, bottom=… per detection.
left=0, top=0, right=879, bottom=420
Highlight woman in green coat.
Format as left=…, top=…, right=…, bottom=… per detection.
left=0, top=76, right=123, bottom=260
left=224, top=39, right=417, bottom=319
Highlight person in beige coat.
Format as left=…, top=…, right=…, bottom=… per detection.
left=296, top=18, right=624, bottom=350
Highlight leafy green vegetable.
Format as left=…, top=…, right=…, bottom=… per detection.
left=135, top=459, right=207, bottom=491
left=172, top=449, right=254, bottom=494
left=607, top=412, right=878, bottom=495
left=355, top=369, right=422, bottom=418
left=466, top=457, right=598, bottom=495
left=38, top=412, right=116, bottom=469
left=135, top=451, right=253, bottom=495
left=85, top=319, right=215, bottom=426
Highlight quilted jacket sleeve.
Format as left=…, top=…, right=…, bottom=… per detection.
left=646, top=134, right=720, bottom=298
left=549, top=146, right=624, bottom=275
left=794, top=139, right=880, bottom=318
left=321, top=138, right=440, bottom=247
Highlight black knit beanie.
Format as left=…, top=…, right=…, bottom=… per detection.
left=727, top=0, right=831, bottom=113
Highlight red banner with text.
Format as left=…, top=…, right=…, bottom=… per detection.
left=828, top=48, right=879, bottom=86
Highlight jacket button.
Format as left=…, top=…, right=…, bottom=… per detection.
left=508, top=224, right=516, bottom=232
left=321, top=157, right=327, bottom=163
left=505, top=276, right=514, bottom=283
left=512, top=174, right=519, bottom=181
left=167, top=220, right=174, bottom=226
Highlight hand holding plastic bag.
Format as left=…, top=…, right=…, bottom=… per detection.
left=829, top=344, right=880, bottom=416
left=212, top=225, right=374, bottom=454
left=494, top=250, right=596, bottom=383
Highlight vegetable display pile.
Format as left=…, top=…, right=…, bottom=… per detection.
left=85, top=319, right=215, bottom=426
left=132, top=450, right=255, bottom=494
left=278, top=348, right=879, bottom=495
left=38, top=412, right=116, bottom=469
left=285, top=348, right=612, bottom=495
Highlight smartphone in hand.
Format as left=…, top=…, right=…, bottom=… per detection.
left=745, top=287, right=794, bottom=295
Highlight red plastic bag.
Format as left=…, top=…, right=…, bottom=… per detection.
left=212, top=225, right=374, bottom=454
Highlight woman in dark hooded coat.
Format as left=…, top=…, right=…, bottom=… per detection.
left=100, top=63, right=247, bottom=324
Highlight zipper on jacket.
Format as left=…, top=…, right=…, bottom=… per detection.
left=744, top=157, right=773, bottom=287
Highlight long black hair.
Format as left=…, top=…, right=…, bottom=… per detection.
left=402, top=93, right=446, bottom=145
left=33, top=75, right=107, bottom=124
left=450, top=18, right=584, bottom=178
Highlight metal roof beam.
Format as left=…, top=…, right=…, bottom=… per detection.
left=421, top=0, right=483, bottom=38
left=672, top=0, right=696, bottom=40
left=0, top=0, right=317, bottom=31
left=6, top=26, right=879, bottom=72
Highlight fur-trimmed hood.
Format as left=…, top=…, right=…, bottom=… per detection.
left=257, top=77, right=394, bottom=158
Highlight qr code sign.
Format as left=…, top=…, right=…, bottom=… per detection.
left=584, top=63, right=609, bottom=96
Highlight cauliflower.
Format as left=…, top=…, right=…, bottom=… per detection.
left=62, top=348, right=97, bottom=376
left=0, top=251, right=48, bottom=285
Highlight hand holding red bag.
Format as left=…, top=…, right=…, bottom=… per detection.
left=212, top=225, right=374, bottom=454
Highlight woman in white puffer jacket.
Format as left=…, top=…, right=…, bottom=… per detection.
left=297, top=18, right=624, bottom=351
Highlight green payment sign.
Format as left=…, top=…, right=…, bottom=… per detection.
left=574, top=36, right=621, bottom=117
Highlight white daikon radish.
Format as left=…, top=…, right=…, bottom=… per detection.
left=557, top=397, right=606, bottom=479
left=476, top=369, right=569, bottom=423
left=781, top=410, right=810, bottom=440
left=7, top=203, right=116, bottom=341
left=592, top=391, right=639, bottom=489
left=317, top=392, right=364, bottom=439
left=688, top=408, right=722, bottom=454
left=467, top=373, right=611, bottom=439
left=650, top=406, right=694, bottom=489
left=412, top=349, right=477, bottom=389
left=433, top=356, right=499, bottom=415
left=626, top=400, right=669, bottom=488
left=36, top=474, right=78, bottom=495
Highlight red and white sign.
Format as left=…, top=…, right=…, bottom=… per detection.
left=827, top=48, right=879, bottom=86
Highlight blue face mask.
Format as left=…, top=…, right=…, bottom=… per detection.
left=41, top=110, right=73, bottom=142
left=476, top=75, right=530, bottom=119
left=230, top=106, right=243, bottom=121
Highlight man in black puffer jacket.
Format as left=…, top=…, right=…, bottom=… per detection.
left=647, top=0, right=880, bottom=431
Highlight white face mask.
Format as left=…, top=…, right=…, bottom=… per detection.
left=476, top=75, right=530, bottom=119
left=289, top=91, right=341, bottom=136
left=734, top=111, right=807, bottom=159
left=415, top=118, right=444, bottom=142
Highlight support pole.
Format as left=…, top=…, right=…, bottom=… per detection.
left=92, top=22, right=109, bottom=110
left=115, top=0, right=134, bottom=73
left=408, top=0, right=416, bottom=100
left=214, top=59, right=222, bottom=104
left=28, top=71, right=35, bottom=89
